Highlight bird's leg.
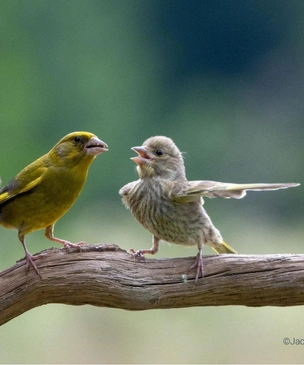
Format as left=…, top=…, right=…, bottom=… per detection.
left=188, top=247, right=204, bottom=282
left=45, top=225, right=85, bottom=250
left=18, top=234, right=42, bottom=278
left=130, top=236, right=160, bottom=261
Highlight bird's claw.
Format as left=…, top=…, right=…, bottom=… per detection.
left=25, top=253, right=42, bottom=278
left=63, top=241, right=85, bottom=251
left=188, top=253, right=204, bottom=282
left=129, top=248, right=146, bottom=262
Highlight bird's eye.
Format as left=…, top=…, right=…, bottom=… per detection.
left=155, top=149, right=164, bottom=156
left=74, top=136, right=82, bottom=143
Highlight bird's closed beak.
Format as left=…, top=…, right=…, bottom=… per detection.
left=131, top=146, right=151, bottom=166
left=85, top=137, right=108, bottom=156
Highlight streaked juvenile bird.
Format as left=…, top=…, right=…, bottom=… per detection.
left=119, top=136, right=299, bottom=281
left=0, top=131, right=108, bottom=276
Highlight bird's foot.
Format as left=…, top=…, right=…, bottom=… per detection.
left=129, top=248, right=146, bottom=262
left=188, top=252, right=204, bottom=282
left=62, top=240, right=86, bottom=251
left=25, top=252, right=42, bottom=278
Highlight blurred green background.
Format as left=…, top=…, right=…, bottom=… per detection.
left=1, top=0, right=303, bottom=363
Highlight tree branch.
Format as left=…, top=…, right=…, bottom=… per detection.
left=1, top=244, right=304, bottom=325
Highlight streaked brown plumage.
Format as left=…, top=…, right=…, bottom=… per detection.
left=119, top=136, right=299, bottom=281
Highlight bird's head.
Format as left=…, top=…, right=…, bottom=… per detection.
left=50, top=132, right=108, bottom=167
left=131, top=136, right=186, bottom=180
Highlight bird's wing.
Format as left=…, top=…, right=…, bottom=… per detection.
left=119, top=181, right=139, bottom=196
left=0, top=163, right=47, bottom=204
left=170, top=180, right=299, bottom=202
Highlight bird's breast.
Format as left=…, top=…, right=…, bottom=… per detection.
left=126, top=180, right=205, bottom=245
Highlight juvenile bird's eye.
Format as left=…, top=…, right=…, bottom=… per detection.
left=74, top=136, right=82, bottom=143
left=155, top=149, right=164, bottom=156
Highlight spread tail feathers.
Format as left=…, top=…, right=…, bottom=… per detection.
left=212, top=241, right=238, bottom=254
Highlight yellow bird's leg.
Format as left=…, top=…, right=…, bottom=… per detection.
left=129, top=235, right=160, bottom=262
left=45, top=225, right=85, bottom=249
left=18, top=233, right=42, bottom=278
left=188, top=247, right=204, bottom=282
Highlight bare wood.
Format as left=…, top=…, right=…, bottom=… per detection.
left=1, top=244, right=304, bottom=325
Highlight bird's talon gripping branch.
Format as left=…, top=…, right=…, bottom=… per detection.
left=25, top=253, right=42, bottom=278
left=188, top=252, right=204, bottom=282
left=63, top=241, right=85, bottom=250
left=129, top=248, right=146, bottom=262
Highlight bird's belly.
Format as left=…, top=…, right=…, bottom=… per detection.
left=125, top=181, right=223, bottom=247
left=133, top=198, right=204, bottom=246
left=0, top=185, right=80, bottom=234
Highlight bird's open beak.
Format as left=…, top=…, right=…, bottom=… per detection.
left=131, top=146, right=151, bottom=165
left=85, top=137, right=108, bottom=156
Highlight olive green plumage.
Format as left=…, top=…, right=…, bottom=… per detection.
left=0, top=131, right=108, bottom=276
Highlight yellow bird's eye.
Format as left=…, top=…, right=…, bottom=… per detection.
left=74, top=136, right=82, bottom=143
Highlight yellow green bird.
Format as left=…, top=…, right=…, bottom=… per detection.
left=0, top=131, right=108, bottom=276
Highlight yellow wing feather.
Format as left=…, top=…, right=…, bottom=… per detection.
left=0, top=163, right=47, bottom=204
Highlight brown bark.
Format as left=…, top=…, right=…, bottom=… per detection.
left=1, top=244, right=303, bottom=325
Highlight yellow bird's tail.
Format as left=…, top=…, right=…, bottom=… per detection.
left=212, top=241, right=238, bottom=254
